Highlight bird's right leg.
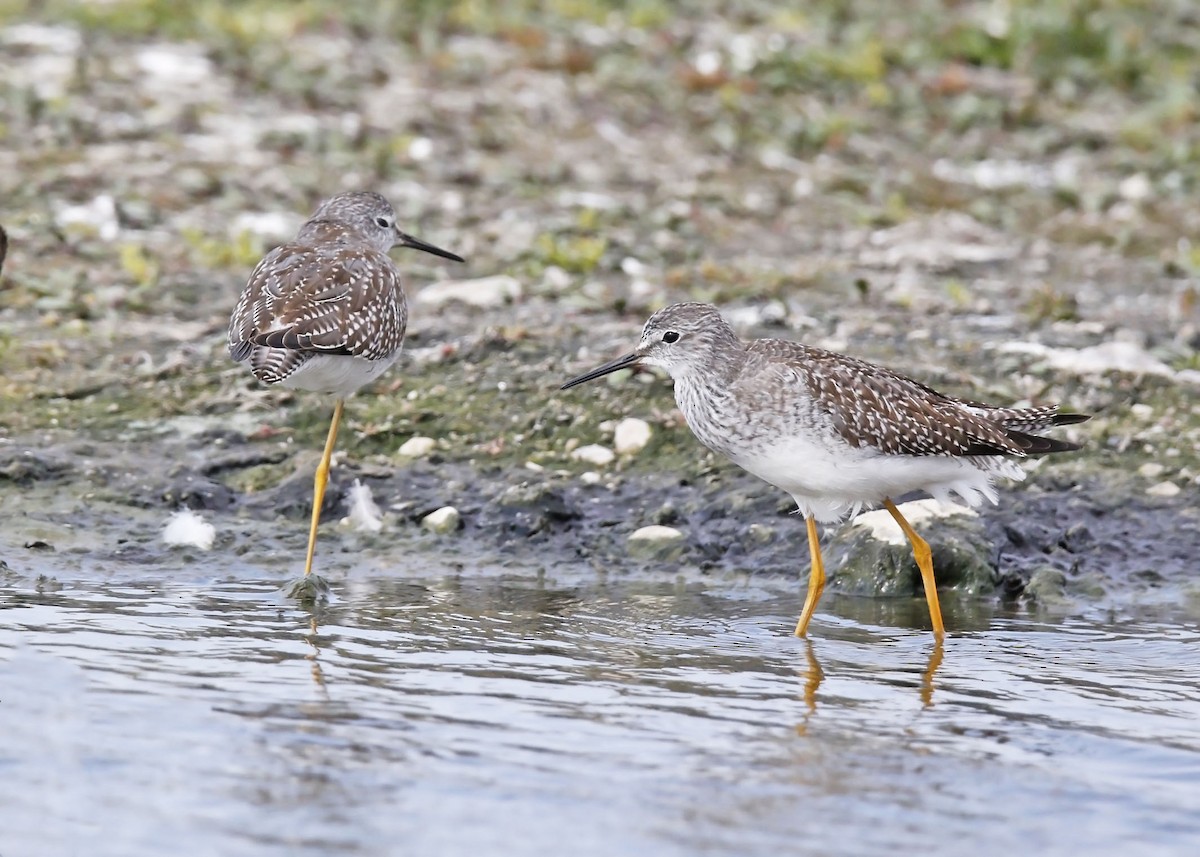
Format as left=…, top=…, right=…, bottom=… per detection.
left=794, top=516, right=826, bottom=637
left=883, top=498, right=945, bottom=638
left=303, top=398, right=344, bottom=577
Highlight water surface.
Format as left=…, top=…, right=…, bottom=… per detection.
left=2, top=568, right=1198, bottom=856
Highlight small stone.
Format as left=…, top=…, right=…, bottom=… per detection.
left=57, top=194, right=119, bottom=241
left=627, top=524, right=687, bottom=561
left=613, top=417, right=652, bottom=455
left=653, top=502, right=679, bottom=525
left=416, top=275, right=522, bottom=309
left=621, top=256, right=647, bottom=276
left=286, top=573, right=332, bottom=605
left=542, top=265, right=572, bottom=293
left=398, top=436, right=437, bottom=458
left=233, top=211, right=296, bottom=240
left=580, top=471, right=602, bottom=485
left=849, top=499, right=976, bottom=546
left=1118, top=173, right=1152, bottom=201
left=1147, top=481, right=1181, bottom=498
left=408, top=136, right=434, bottom=161
left=570, top=444, right=615, bottom=466
left=1035, top=341, right=1173, bottom=378
left=422, top=506, right=461, bottom=534
left=747, top=523, right=775, bottom=544
left=1025, top=567, right=1068, bottom=605
left=1130, top=403, right=1154, bottom=419
left=628, top=525, right=684, bottom=544
left=835, top=499, right=992, bottom=596
left=1138, top=462, right=1165, bottom=479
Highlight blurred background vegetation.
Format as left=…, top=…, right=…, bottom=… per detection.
left=0, top=0, right=1196, bottom=437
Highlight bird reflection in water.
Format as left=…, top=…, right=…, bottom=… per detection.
left=920, top=639, right=945, bottom=707
left=796, top=637, right=946, bottom=733
left=304, top=613, right=330, bottom=695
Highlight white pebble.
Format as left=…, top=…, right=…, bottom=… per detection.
left=416, top=275, right=523, bottom=309
left=1138, top=462, right=1166, bottom=479
left=1001, top=340, right=1174, bottom=378
left=580, top=471, right=602, bottom=485
left=422, top=506, right=461, bottom=534
left=1118, top=173, right=1152, bottom=201
left=162, top=508, right=215, bottom=551
left=341, top=479, right=382, bottom=533
left=542, top=265, right=572, bottom=293
left=571, top=444, right=615, bottom=466
left=850, top=499, right=975, bottom=547
left=747, top=523, right=775, bottom=543
left=1147, top=481, right=1181, bottom=498
left=1130, top=403, right=1154, bottom=419
left=408, top=136, right=434, bottom=161
left=620, top=256, right=647, bottom=276
left=693, top=50, right=721, bottom=76
left=57, top=194, right=119, bottom=241
left=398, top=436, right=437, bottom=458
left=628, top=525, right=684, bottom=544
left=613, top=417, right=652, bottom=455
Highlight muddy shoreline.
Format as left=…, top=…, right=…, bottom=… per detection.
left=2, top=3, right=1199, bottom=619
left=2, top=326, right=1197, bottom=621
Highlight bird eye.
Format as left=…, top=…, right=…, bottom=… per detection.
left=374, top=216, right=392, bottom=228
left=662, top=331, right=680, bottom=344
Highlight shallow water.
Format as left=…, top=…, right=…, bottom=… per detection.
left=2, top=566, right=1198, bottom=857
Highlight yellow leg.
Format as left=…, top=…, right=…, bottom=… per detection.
left=794, top=516, right=826, bottom=637
left=883, top=498, right=945, bottom=638
left=302, top=398, right=344, bottom=577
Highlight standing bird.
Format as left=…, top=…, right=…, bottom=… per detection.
left=561, top=302, right=1089, bottom=638
left=229, top=192, right=463, bottom=581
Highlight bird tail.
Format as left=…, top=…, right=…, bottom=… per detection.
left=1004, top=424, right=1087, bottom=455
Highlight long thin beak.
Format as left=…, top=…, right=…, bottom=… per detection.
left=561, top=351, right=641, bottom=390
left=397, top=230, right=465, bottom=263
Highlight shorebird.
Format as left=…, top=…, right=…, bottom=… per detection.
left=228, top=192, right=463, bottom=581
left=561, top=302, right=1089, bottom=638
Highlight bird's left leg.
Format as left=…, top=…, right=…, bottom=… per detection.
left=883, top=498, right=945, bottom=638
left=303, top=398, right=344, bottom=577
left=794, top=516, right=826, bottom=637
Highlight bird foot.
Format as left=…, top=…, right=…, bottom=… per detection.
left=285, top=573, right=332, bottom=606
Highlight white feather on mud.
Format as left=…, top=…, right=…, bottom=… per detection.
left=342, top=479, right=383, bottom=532
left=162, top=508, right=215, bottom=550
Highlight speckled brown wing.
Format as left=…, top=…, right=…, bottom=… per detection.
left=747, top=340, right=1023, bottom=457
left=228, top=244, right=406, bottom=385
left=895, top=380, right=1084, bottom=435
